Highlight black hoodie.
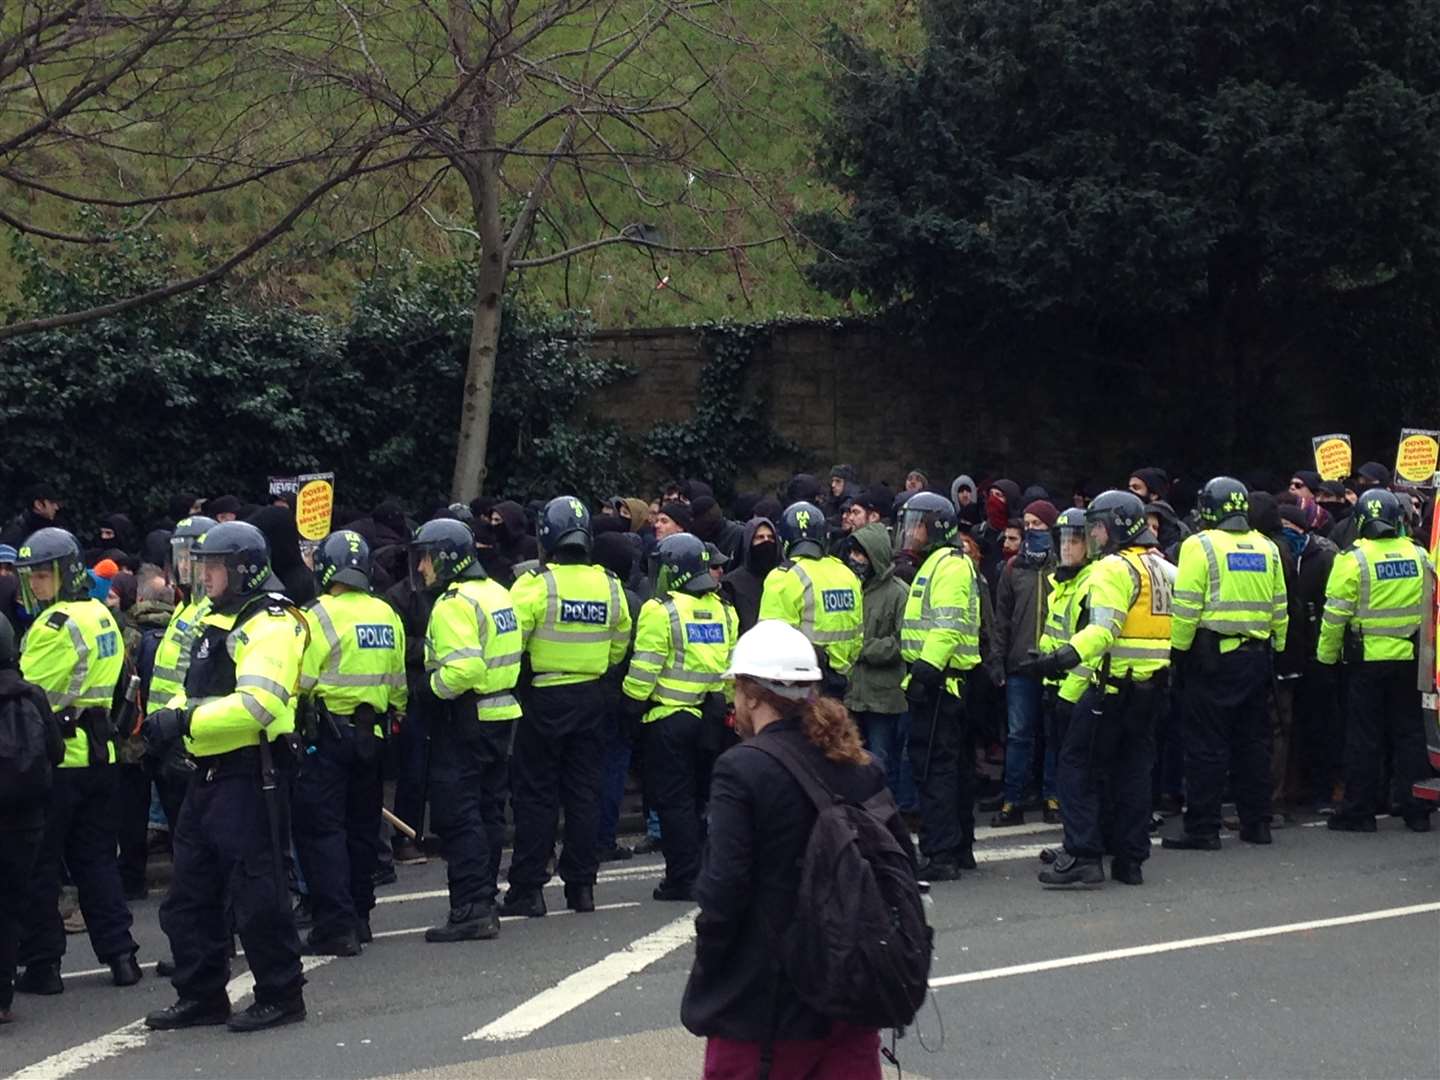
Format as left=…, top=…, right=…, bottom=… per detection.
left=246, top=506, right=316, bottom=606
left=720, top=518, right=778, bottom=634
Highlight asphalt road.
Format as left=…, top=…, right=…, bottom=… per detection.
left=5, top=815, right=1438, bottom=1080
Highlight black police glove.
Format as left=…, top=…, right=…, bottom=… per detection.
left=906, top=659, right=943, bottom=708
left=1015, top=645, right=1081, bottom=680
left=1169, top=648, right=1189, bottom=691
left=142, top=707, right=190, bottom=750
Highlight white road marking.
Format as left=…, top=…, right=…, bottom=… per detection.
left=465, top=908, right=699, bottom=1042
left=375, top=862, right=669, bottom=906
left=930, top=901, right=1440, bottom=989
left=370, top=901, right=641, bottom=939
left=61, top=904, right=644, bottom=978
left=11, top=956, right=334, bottom=1080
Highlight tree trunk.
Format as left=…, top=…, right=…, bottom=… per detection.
left=450, top=150, right=507, bottom=502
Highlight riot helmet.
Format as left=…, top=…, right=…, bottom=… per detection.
left=1198, top=476, right=1250, bottom=532
left=778, top=501, right=827, bottom=560
left=409, top=519, right=481, bottom=591
left=1055, top=507, right=1090, bottom=568
left=1354, top=488, right=1403, bottom=539
left=656, top=533, right=717, bottom=595
left=1084, top=491, right=1151, bottom=558
left=192, top=521, right=271, bottom=611
left=895, top=492, right=959, bottom=559
left=170, top=515, right=217, bottom=597
left=16, top=527, right=88, bottom=613
left=537, top=496, right=593, bottom=558
left=314, top=529, right=373, bottom=591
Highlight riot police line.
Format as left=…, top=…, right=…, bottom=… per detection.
left=0, top=478, right=1433, bottom=1037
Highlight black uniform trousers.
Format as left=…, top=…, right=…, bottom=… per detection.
left=907, top=686, right=974, bottom=862
left=1, top=821, right=43, bottom=1009
left=1058, top=680, right=1158, bottom=864
left=1338, top=660, right=1429, bottom=823
left=642, top=709, right=713, bottom=890
left=292, top=723, right=383, bottom=940
left=508, top=681, right=606, bottom=891
left=1181, top=647, right=1272, bottom=838
left=429, top=718, right=513, bottom=911
left=19, top=765, right=137, bottom=969
left=159, top=751, right=303, bottom=1007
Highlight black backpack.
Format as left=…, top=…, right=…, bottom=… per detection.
left=749, top=738, right=933, bottom=1029
left=0, top=688, right=54, bottom=809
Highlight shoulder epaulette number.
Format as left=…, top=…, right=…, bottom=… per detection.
left=45, top=610, right=69, bottom=630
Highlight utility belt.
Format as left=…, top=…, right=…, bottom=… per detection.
left=193, top=738, right=297, bottom=783
left=302, top=699, right=382, bottom=763
left=56, top=707, right=117, bottom=767
left=1192, top=628, right=1270, bottom=669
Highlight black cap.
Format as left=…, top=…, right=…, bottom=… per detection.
left=1356, top=461, right=1392, bottom=487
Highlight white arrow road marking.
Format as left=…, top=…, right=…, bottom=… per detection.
left=466, top=909, right=699, bottom=1042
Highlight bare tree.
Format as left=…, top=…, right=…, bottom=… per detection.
left=0, top=0, right=441, bottom=335
left=269, top=0, right=787, bottom=500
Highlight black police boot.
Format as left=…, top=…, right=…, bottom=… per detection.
left=1161, top=832, right=1222, bottom=851
left=372, top=864, right=398, bottom=887
left=917, top=856, right=962, bottom=883
left=226, top=995, right=306, bottom=1033
left=424, top=904, right=500, bottom=943
left=1239, top=822, right=1273, bottom=845
left=598, top=844, right=633, bottom=863
left=1038, top=853, right=1104, bottom=889
left=989, top=803, right=1025, bottom=828
left=499, top=888, right=547, bottom=919
left=358, top=919, right=373, bottom=944
left=1110, top=859, right=1144, bottom=886
left=16, top=963, right=62, bottom=996
left=155, top=957, right=176, bottom=977
left=109, top=952, right=144, bottom=986
left=145, top=996, right=231, bottom=1030
left=1327, top=815, right=1377, bottom=833
left=651, top=880, right=692, bottom=902
left=1405, top=814, right=1432, bottom=833
left=303, top=930, right=361, bottom=957
left=565, top=884, right=596, bottom=912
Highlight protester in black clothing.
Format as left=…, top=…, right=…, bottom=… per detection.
left=719, top=518, right=778, bottom=634
left=0, top=613, right=66, bottom=1023
left=246, top=506, right=316, bottom=605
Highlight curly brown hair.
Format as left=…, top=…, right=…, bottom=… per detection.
left=740, top=679, right=869, bottom=765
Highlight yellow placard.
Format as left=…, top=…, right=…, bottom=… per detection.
left=1394, top=429, right=1439, bottom=487
left=1311, top=433, right=1352, bottom=482
left=295, top=479, right=335, bottom=541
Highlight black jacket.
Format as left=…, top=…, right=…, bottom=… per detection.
left=991, top=552, right=1056, bottom=675
left=680, top=717, right=910, bottom=1041
left=1292, top=533, right=1338, bottom=666
left=719, top=518, right=777, bottom=634
left=0, top=667, right=64, bottom=830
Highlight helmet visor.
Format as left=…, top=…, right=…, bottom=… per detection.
left=195, top=554, right=236, bottom=602
left=170, top=536, right=202, bottom=594
left=408, top=544, right=443, bottom=592
left=18, top=559, right=60, bottom=614
left=1058, top=524, right=1088, bottom=567
left=895, top=507, right=934, bottom=557
left=1086, top=520, right=1110, bottom=560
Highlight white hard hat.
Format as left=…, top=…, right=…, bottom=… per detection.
left=724, top=620, right=822, bottom=699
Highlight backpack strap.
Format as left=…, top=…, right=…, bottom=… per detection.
left=743, top=736, right=841, bottom=813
